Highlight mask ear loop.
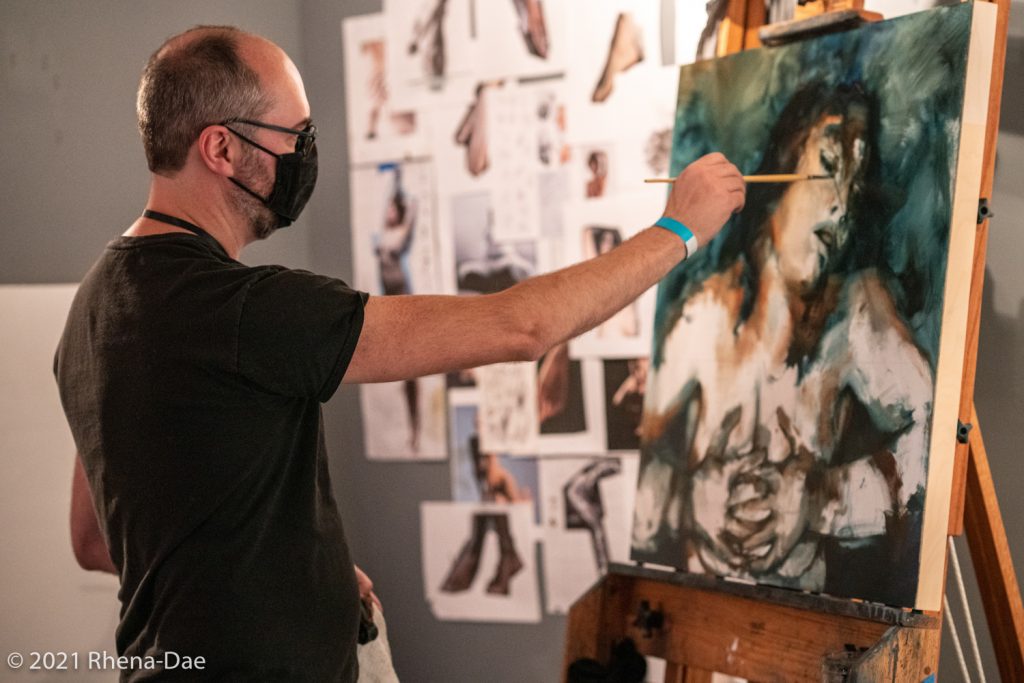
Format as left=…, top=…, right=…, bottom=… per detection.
left=221, top=125, right=279, bottom=204
left=223, top=125, right=280, bottom=159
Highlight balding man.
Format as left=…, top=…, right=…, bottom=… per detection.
left=55, top=25, right=744, bottom=681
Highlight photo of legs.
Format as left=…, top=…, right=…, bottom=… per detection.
left=441, top=512, right=524, bottom=595
left=421, top=501, right=541, bottom=622
left=539, top=455, right=639, bottom=614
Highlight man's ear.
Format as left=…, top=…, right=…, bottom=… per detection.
left=196, top=125, right=237, bottom=177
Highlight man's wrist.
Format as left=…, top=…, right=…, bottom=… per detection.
left=654, top=216, right=699, bottom=258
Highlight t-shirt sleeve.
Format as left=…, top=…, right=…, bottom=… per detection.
left=236, top=268, right=368, bottom=402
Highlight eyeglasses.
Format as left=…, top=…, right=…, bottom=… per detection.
left=221, top=117, right=317, bottom=157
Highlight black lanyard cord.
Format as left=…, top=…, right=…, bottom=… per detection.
left=142, top=210, right=215, bottom=241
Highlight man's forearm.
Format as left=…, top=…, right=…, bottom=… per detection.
left=501, top=225, right=687, bottom=352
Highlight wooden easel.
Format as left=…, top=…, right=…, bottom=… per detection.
left=563, top=1, right=1023, bottom=680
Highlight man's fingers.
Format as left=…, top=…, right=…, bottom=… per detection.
left=723, top=178, right=745, bottom=193
left=729, top=188, right=746, bottom=212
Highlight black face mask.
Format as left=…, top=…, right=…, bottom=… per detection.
left=222, top=118, right=318, bottom=229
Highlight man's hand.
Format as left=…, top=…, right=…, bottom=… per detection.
left=354, top=564, right=382, bottom=613
left=663, top=153, right=745, bottom=247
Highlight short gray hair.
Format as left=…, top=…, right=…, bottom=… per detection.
left=137, top=26, right=272, bottom=174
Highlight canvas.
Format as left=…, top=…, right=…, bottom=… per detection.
left=631, top=3, right=995, bottom=610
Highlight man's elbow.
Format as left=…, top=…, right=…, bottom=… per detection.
left=71, top=528, right=114, bottom=573
left=487, top=290, right=556, bottom=362
left=508, top=316, right=554, bottom=363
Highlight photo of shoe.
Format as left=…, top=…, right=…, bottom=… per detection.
left=592, top=12, right=644, bottom=103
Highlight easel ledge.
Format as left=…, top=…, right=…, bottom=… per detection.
left=563, top=564, right=939, bottom=682
left=563, top=0, right=1023, bottom=680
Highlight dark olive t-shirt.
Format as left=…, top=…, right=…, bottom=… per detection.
left=54, top=231, right=368, bottom=681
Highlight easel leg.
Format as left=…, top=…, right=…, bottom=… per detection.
left=964, top=408, right=1024, bottom=681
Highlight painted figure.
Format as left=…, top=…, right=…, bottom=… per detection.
left=634, top=84, right=933, bottom=597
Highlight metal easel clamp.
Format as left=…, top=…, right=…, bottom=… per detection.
left=978, top=198, right=993, bottom=224
left=957, top=420, right=974, bottom=445
left=632, top=600, right=664, bottom=638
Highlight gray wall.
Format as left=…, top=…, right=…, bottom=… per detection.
left=2, top=2, right=1022, bottom=681
left=0, top=0, right=311, bottom=280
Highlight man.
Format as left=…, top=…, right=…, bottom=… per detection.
left=56, top=25, right=743, bottom=681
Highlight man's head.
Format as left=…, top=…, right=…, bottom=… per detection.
left=137, top=26, right=316, bottom=240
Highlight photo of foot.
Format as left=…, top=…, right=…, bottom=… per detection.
left=592, top=12, right=644, bottom=103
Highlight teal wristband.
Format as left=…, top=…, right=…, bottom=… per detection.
left=654, top=216, right=699, bottom=258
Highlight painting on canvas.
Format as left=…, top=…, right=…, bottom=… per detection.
left=631, top=4, right=994, bottom=610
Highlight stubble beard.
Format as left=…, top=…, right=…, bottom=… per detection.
left=229, top=146, right=279, bottom=241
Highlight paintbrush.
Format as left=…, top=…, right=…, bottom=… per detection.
left=645, top=174, right=832, bottom=184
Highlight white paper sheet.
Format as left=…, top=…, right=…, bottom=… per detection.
left=476, top=361, right=539, bottom=455
left=384, top=0, right=479, bottom=101
left=538, top=454, right=639, bottom=614
left=536, top=354, right=607, bottom=456
left=663, top=0, right=722, bottom=65
left=562, top=194, right=661, bottom=358
left=349, top=160, right=448, bottom=460
left=602, top=357, right=649, bottom=453
left=563, top=0, right=665, bottom=144
left=359, top=377, right=448, bottom=460
left=473, top=0, right=568, bottom=80
left=486, top=81, right=570, bottom=241
left=421, top=501, right=541, bottom=622
left=448, top=388, right=541, bottom=523
left=342, top=14, right=428, bottom=165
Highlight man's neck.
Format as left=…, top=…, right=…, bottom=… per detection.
left=125, top=180, right=250, bottom=259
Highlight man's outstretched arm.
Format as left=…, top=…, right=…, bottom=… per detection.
left=344, top=153, right=744, bottom=384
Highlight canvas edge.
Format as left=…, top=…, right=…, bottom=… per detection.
left=915, top=0, right=997, bottom=612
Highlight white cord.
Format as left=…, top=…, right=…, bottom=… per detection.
left=949, top=536, right=988, bottom=683
left=944, top=594, right=973, bottom=683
